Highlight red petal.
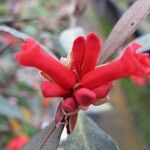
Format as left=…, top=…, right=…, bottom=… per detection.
left=62, top=97, right=77, bottom=112
left=71, top=36, right=86, bottom=76
left=137, top=53, right=150, bottom=67
left=41, top=80, right=69, bottom=97
left=15, top=38, right=76, bottom=89
left=74, top=88, right=96, bottom=106
left=81, top=33, right=101, bottom=76
left=93, top=82, right=112, bottom=99
left=81, top=43, right=150, bottom=89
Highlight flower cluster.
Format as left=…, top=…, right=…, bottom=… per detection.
left=15, top=33, right=150, bottom=133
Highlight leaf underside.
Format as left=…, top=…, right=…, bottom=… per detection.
left=64, top=112, right=120, bottom=150
left=23, top=121, right=64, bottom=150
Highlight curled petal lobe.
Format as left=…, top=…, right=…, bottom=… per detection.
left=81, top=42, right=150, bottom=89
left=81, top=33, right=101, bottom=76
left=121, top=43, right=150, bottom=75
left=41, top=80, right=68, bottom=97
left=71, top=36, right=86, bottom=76
left=62, top=97, right=77, bottom=112
left=15, top=38, right=76, bottom=89
left=137, top=53, right=150, bottom=68
left=93, top=82, right=112, bottom=99
left=74, top=88, right=96, bottom=106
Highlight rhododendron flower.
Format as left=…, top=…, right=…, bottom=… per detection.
left=7, top=135, right=29, bottom=150
left=15, top=33, right=150, bottom=134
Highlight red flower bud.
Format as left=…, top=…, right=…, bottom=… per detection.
left=74, top=88, right=96, bottom=106
left=93, top=82, right=112, bottom=99
left=41, top=80, right=68, bottom=97
left=62, top=97, right=77, bottom=112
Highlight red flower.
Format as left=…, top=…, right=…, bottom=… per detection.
left=7, top=135, right=29, bottom=150
left=15, top=33, right=150, bottom=133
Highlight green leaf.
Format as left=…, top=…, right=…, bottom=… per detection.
left=23, top=121, right=64, bottom=150
left=0, top=97, right=23, bottom=120
left=101, top=0, right=150, bottom=63
left=64, top=113, right=119, bottom=150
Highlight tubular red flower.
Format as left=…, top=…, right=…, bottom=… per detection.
left=71, top=36, right=86, bottom=76
left=41, top=81, right=69, bottom=97
left=93, top=82, right=112, bottom=99
left=81, top=43, right=150, bottom=89
left=16, top=32, right=150, bottom=135
left=62, top=97, right=77, bottom=112
left=15, top=38, right=76, bottom=89
left=81, top=33, right=101, bottom=76
left=74, top=88, right=96, bottom=106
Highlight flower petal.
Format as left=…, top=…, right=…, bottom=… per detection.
left=93, top=82, right=112, bottom=99
left=71, top=36, right=86, bottom=77
left=81, top=33, right=101, bottom=76
left=81, top=43, right=150, bottom=89
left=74, top=88, right=96, bottom=106
left=62, top=97, right=77, bottom=112
left=15, top=38, right=76, bottom=89
left=137, top=53, right=150, bottom=67
left=41, top=80, right=69, bottom=97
